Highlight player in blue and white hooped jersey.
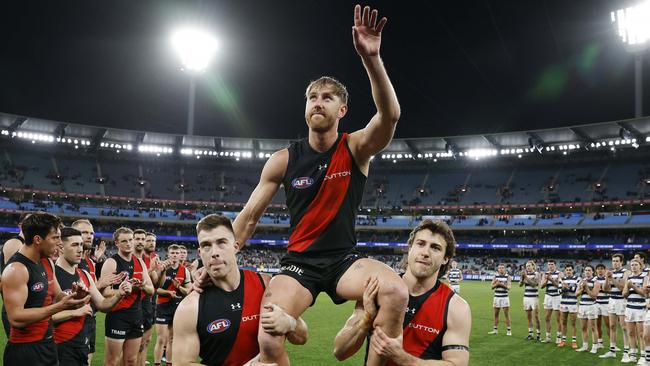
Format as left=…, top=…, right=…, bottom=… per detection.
left=489, top=264, right=511, bottom=336
left=634, top=252, right=649, bottom=278
left=602, top=253, right=629, bottom=360
left=540, top=259, right=563, bottom=344
left=641, top=269, right=650, bottom=366
left=519, top=260, right=541, bottom=341
left=575, top=265, right=599, bottom=353
left=623, top=258, right=646, bottom=364
left=558, top=264, right=579, bottom=348
left=446, top=261, right=462, bottom=293
left=593, top=264, right=609, bottom=354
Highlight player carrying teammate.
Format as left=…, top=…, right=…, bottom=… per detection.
left=332, top=219, right=471, bottom=366
left=230, top=4, right=406, bottom=366
left=173, top=214, right=309, bottom=365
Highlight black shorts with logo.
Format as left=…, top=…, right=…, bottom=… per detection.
left=4, top=339, right=58, bottom=366
left=278, top=250, right=363, bottom=306
left=155, top=302, right=179, bottom=325
left=58, top=343, right=90, bottom=366
left=105, top=310, right=144, bottom=340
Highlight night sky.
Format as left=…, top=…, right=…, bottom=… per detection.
left=0, top=0, right=646, bottom=140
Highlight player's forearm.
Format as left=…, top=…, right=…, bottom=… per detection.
left=142, top=282, right=155, bottom=296
left=178, top=284, right=191, bottom=296
left=51, top=309, right=81, bottom=324
left=233, top=206, right=261, bottom=245
left=9, top=302, right=64, bottom=328
left=333, top=314, right=373, bottom=360
left=361, top=55, right=400, bottom=123
left=390, top=349, right=455, bottom=366
left=96, top=293, right=122, bottom=312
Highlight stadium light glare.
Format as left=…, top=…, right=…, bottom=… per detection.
left=611, top=1, right=650, bottom=49
left=171, top=28, right=219, bottom=73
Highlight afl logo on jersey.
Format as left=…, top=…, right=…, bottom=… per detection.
left=291, top=177, right=314, bottom=189
left=207, top=319, right=231, bottom=334
left=31, top=282, right=45, bottom=292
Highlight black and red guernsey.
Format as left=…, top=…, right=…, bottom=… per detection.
left=387, top=282, right=455, bottom=365
left=196, top=269, right=265, bottom=366
left=141, top=254, right=153, bottom=304
left=284, top=133, right=366, bottom=255
left=54, top=266, right=92, bottom=345
left=110, top=253, right=143, bottom=312
left=6, top=253, right=55, bottom=343
left=78, top=254, right=96, bottom=282
left=157, top=264, right=187, bottom=305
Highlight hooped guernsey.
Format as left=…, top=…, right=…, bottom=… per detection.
left=196, top=269, right=266, bottom=366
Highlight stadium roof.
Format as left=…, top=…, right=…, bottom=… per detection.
left=1, top=111, right=649, bottom=159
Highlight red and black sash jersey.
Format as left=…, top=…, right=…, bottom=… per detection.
left=391, top=281, right=454, bottom=364
left=283, top=133, right=366, bottom=255
left=157, top=264, right=188, bottom=305
left=78, top=254, right=96, bottom=282
left=140, top=254, right=154, bottom=311
left=6, top=253, right=55, bottom=343
left=110, top=253, right=143, bottom=313
left=54, top=266, right=92, bottom=346
left=197, top=269, right=265, bottom=366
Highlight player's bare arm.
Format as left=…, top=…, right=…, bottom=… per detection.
left=233, top=149, right=288, bottom=245
left=333, top=276, right=379, bottom=360
left=3, top=262, right=86, bottom=328
left=348, top=5, right=400, bottom=174
left=171, top=293, right=205, bottom=366
left=86, top=269, right=132, bottom=312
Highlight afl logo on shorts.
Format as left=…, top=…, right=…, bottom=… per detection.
left=31, top=282, right=45, bottom=292
left=207, top=319, right=231, bottom=334
left=291, top=177, right=313, bottom=189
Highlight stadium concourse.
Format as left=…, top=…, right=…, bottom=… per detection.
left=0, top=110, right=649, bottom=366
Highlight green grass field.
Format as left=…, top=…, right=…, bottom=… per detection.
left=0, top=281, right=634, bottom=365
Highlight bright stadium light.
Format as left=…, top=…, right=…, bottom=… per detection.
left=171, top=28, right=219, bottom=73
left=612, top=1, right=650, bottom=48
left=612, top=1, right=650, bottom=117
left=171, top=27, right=219, bottom=136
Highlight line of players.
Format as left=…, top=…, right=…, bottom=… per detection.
left=0, top=213, right=226, bottom=366
left=1, top=211, right=472, bottom=366
left=485, top=253, right=650, bottom=364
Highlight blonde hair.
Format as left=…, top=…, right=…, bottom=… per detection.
left=305, top=76, right=348, bottom=104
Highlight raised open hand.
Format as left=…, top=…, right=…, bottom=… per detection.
left=352, top=5, right=387, bottom=58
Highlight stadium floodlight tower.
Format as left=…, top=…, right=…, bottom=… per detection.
left=171, top=27, right=219, bottom=135
left=611, top=1, right=650, bottom=117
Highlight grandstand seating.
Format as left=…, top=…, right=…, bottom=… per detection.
left=2, top=144, right=648, bottom=207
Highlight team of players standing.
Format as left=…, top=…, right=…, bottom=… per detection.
left=483, top=253, right=650, bottom=364
left=0, top=214, right=204, bottom=366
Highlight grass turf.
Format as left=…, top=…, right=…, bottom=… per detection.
left=0, top=281, right=635, bottom=365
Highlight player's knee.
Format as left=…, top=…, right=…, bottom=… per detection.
left=258, top=330, right=285, bottom=359
left=377, top=278, right=408, bottom=310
